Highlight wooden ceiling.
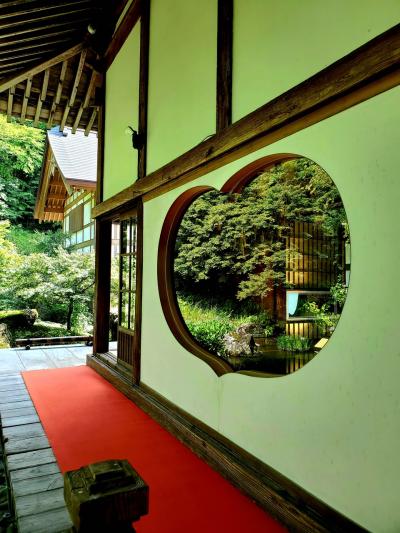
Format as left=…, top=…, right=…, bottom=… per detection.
left=0, top=0, right=129, bottom=134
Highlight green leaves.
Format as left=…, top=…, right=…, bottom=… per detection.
left=0, top=115, right=45, bottom=224
left=175, top=158, right=346, bottom=302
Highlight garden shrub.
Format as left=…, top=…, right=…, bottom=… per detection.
left=186, top=319, right=233, bottom=355
left=276, top=335, right=313, bottom=352
left=0, top=309, right=38, bottom=328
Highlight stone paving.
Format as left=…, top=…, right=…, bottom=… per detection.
left=0, top=344, right=91, bottom=373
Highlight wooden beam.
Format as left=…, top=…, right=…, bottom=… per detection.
left=20, top=77, right=32, bottom=123
left=47, top=193, right=67, bottom=201
left=84, top=106, right=97, bottom=135
left=34, top=68, right=50, bottom=126
left=103, top=0, right=141, bottom=71
left=92, top=24, right=400, bottom=218
left=0, top=43, right=84, bottom=94
left=0, top=37, right=74, bottom=57
left=0, top=6, right=92, bottom=31
left=216, top=0, right=233, bottom=131
left=132, top=199, right=144, bottom=384
left=6, top=86, right=14, bottom=122
left=47, top=60, right=68, bottom=129
left=0, top=49, right=54, bottom=65
left=0, top=18, right=90, bottom=42
left=93, top=220, right=112, bottom=354
left=137, top=0, right=150, bottom=179
left=95, top=79, right=105, bottom=204
left=44, top=207, right=64, bottom=214
left=60, top=49, right=87, bottom=131
left=0, top=27, right=80, bottom=49
left=72, top=69, right=98, bottom=133
left=0, top=1, right=93, bottom=22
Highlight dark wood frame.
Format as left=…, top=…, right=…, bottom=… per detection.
left=87, top=354, right=366, bottom=533
left=157, top=153, right=297, bottom=377
left=138, top=0, right=150, bottom=179
left=93, top=200, right=144, bottom=384
left=216, top=0, right=233, bottom=131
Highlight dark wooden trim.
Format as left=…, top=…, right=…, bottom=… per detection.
left=95, top=78, right=105, bottom=205
left=86, top=355, right=366, bottom=533
left=157, top=186, right=232, bottom=377
left=132, top=199, right=143, bottom=384
left=157, top=155, right=296, bottom=377
left=92, top=25, right=400, bottom=217
left=137, top=0, right=150, bottom=179
left=104, top=0, right=142, bottom=71
left=216, top=0, right=233, bottom=131
left=93, top=219, right=112, bottom=354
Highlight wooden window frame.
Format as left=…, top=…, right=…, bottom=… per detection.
left=93, top=200, right=143, bottom=384
left=157, top=153, right=297, bottom=377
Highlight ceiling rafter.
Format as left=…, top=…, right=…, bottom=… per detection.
left=47, top=60, right=68, bottom=129
left=0, top=1, right=129, bottom=133
left=20, top=76, right=32, bottom=123
left=33, top=68, right=49, bottom=126
left=0, top=43, right=84, bottom=93
left=60, top=48, right=87, bottom=131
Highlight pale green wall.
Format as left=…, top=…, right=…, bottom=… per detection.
left=233, top=0, right=400, bottom=121
left=103, top=23, right=140, bottom=200
left=141, top=87, right=400, bottom=532
left=146, top=0, right=217, bottom=173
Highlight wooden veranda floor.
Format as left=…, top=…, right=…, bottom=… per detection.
left=0, top=344, right=93, bottom=531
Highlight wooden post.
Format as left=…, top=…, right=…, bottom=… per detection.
left=138, top=0, right=150, bottom=180
left=93, top=219, right=112, bottom=354
left=216, top=0, right=233, bottom=131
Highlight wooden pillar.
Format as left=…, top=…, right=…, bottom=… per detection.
left=216, top=0, right=233, bottom=131
left=93, top=219, right=112, bottom=354
left=95, top=80, right=105, bottom=205
left=138, top=0, right=150, bottom=180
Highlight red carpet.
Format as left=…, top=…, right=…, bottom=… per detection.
left=23, top=366, right=285, bottom=532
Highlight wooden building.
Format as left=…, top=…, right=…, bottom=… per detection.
left=34, top=126, right=97, bottom=252
left=0, top=1, right=399, bottom=531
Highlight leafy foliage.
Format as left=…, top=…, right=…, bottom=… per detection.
left=0, top=116, right=45, bottom=225
left=175, top=158, right=347, bottom=303
left=1, top=232, right=95, bottom=331
left=7, top=225, right=67, bottom=255
left=276, top=335, right=313, bottom=352
left=186, top=319, right=232, bottom=355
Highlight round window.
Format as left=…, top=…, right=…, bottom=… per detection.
left=158, top=155, right=350, bottom=377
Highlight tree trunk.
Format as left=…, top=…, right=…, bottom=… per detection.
left=66, top=298, right=74, bottom=331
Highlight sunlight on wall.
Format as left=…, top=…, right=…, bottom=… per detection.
left=233, top=0, right=400, bottom=121
left=141, top=87, right=400, bottom=532
left=103, top=23, right=140, bottom=200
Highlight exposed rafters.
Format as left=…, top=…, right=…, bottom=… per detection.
left=0, top=0, right=132, bottom=133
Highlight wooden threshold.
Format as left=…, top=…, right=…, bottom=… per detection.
left=87, top=355, right=366, bottom=533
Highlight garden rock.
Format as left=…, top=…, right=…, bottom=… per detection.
left=223, top=323, right=259, bottom=357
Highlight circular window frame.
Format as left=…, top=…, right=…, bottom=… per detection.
left=157, top=153, right=307, bottom=377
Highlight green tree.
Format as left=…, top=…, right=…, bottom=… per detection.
left=4, top=247, right=95, bottom=331
left=0, top=115, right=45, bottom=225
left=7, top=225, right=67, bottom=255
left=0, top=221, right=21, bottom=304
left=175, top=158, right=347, bottom=304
